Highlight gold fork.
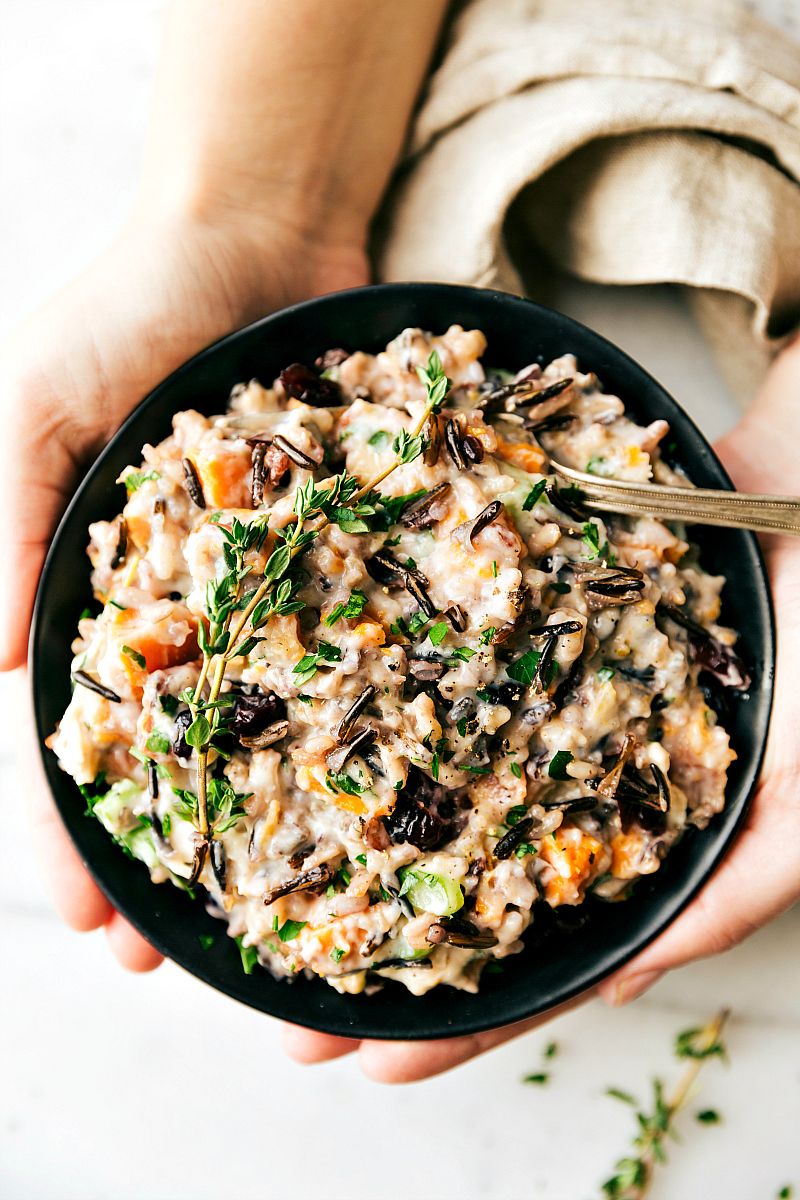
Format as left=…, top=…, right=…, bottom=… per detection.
left=550, top=460, right=800, bottom=537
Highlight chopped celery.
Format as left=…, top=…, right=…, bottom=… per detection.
left=398, top=866, right=463, bottom=917
left=93, top=780, right=158, bottom=868
left=93, top=779, right=142, bottom=832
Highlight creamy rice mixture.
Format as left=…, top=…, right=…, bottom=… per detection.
left=50, top=326, right=748, bottom=995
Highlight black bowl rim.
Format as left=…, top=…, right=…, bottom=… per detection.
left=30, top=282, right=775, bottom=1039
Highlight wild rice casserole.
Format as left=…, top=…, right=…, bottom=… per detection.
left=50, top=326, right=749, bottom=995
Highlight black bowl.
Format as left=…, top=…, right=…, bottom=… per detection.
left=31, top=283, right=774, bottom=1039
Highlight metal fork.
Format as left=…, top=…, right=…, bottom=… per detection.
left=550, top=461, right=800, bottom=536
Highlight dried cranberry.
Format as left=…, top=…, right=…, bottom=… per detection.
left=383, top=766, right=452, bottom=851
left=232, top=691, right=287, bottom=739
left=279, top=362, right=342, bottom=407
left=691, top=637, right=750, bottom=690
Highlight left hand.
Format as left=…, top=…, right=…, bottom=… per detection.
left=284, top=339, right=800, bottom=1080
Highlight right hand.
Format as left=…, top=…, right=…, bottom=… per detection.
left=0, top=205, right=367, bottom=968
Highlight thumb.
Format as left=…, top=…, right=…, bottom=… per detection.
left=597, top=779, right=800, bottom=1006
left=0, top=371, right=77, bottom=669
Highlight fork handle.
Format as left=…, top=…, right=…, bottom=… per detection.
left=581, top=496, right=800, bottom=536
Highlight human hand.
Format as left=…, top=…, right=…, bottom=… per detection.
left=284, top=339, right=800, bottom=1081
left=2, top=206, right=367, bottom=969
left=597, top=337, right=800, bottom=1007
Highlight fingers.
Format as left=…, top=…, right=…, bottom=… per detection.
left=23, top=687, right=115, bottom=931
left=281, top=1025, right=359, bottom=1064
left=23, top=680, right=162, bottom=973
left=357, top=991, right=592, bottom=1084
left=104, top=913, right=164, bottom=972
left=280, top=992, right=593, bottom=1083
left=598, top=780, right=800, bottom=1006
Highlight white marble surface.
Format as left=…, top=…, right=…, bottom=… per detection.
left=1, top=3, right=798, bottom=1198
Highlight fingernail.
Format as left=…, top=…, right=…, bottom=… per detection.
left=611, top=970, right=663, bottom=1006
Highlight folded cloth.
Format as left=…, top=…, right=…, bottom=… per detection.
left=376, top=0, right=800, bottom=402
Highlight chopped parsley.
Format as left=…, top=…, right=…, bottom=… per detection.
left=121, top=644, right=146, bottom=670
left=198, top=934, right=215, bottom=951
left=448, top=646, right=476, bottom=664
left=327, top=770, right=365, bottom=797
left=597, top=666, right=616, bottom=682
left=523, top=1072, right=549, bottom=1086
left=145, top=732, right=171, bottom=755
left=506, top=804, right=529, bottom=825
left=522, top=479, right=547, bottom=511
left=367, top=429, right=389, bottom=448
left=548, top=750, right=574, bottom=780
left=479, top=626, right=496, bottom=645
left=124, top=469, right=160, bottom=492
left=276, top=919, right=307, bottom=943
left=235, top=936, right=258, bottom=975
left=427, top=621, right=449, bottom=646
left=159, top=694, right=179, bottom=716
left=292, top=641, right=342, bottom=683
left=507, top=648, right=541, bottom=686
left=78, top=772, right=109, bottom=816
left=582, top=520, right=602, bottom=558
left=330, top=947, right=347, bottom=963
left=509, top=761, right=522, bottom=779
left=323, top=590, right=368, bottom=627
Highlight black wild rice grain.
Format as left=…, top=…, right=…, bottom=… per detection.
left=181, top=458, right=206, bottom=509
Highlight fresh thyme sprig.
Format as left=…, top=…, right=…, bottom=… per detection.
left=600, top=1008, right=730, bottom=1199
left=183, top=350, right=449, bottom=885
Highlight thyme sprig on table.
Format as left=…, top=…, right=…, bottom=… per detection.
left=600, top=1008, right=729, bottom=1199
left=183, top=351, right=449, bottom=885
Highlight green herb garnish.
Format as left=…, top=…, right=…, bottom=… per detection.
left=327, top=770, right=365, bottom=797
left=121, top=645, right=146, bottom=670
left=507, top=648, right=541, bottom=686
left=323, top=590, right=368, bottom=627
left=235, top=935, right=258, bottom=974
left=522, top=479, right=547, bottom=511
left=293, top=641, right=342, bottom=683
left=427, top=621, right=449, bottom=646
left=124, top=470, right=160, bottom=492
left=548, top=750, right=574, bottom=780
left=276, top=919, right=307, bottom=943
left=600, top=1009, right=729, bottom=1199
left=582, top=521, right=602, bottom=558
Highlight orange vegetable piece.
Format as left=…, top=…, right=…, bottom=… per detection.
left=494, top=437, right=546, bottom=474
left=197, top=448, right=251, bottom=508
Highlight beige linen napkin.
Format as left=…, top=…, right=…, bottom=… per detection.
left=376, top=0, right=800, bottom=402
